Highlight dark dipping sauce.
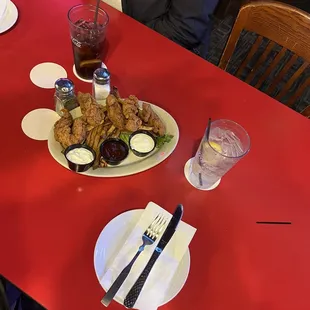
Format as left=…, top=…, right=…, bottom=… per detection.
left=100, top=139, right=129, bottom=165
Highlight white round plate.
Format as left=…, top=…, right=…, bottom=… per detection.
left=0, top=1, right=18, bottom=34
left=0, top=0, right=8, bottom=21
left=47, top=101, right=179, bottom=177
left=94, top=209, right=190, bottom=308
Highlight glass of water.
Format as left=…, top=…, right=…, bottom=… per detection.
left=186, top=119, right=250, bottom=190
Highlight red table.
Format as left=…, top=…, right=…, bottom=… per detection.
left=1, top=0, right=310, bottom=309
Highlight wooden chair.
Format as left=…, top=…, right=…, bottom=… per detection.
left=301, top=106, right=310, bottom=118
left=219, top=1, right=310, bottom=110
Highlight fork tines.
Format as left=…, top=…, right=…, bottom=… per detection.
left=146, top=214, right=166, bottom=239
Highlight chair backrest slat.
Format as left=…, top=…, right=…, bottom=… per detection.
left=276, top=62, right=309, bottom=104
left=301, top=104, right=310, bottom=118
left=255, top=47, right=287, bottom=89
left=236, top=35, right=264, bottom=78
left=266, top=53, right=298, bottom=95
left=245, top=40, right=276, bottom=84
left=287, top=78, right=310, bottom=107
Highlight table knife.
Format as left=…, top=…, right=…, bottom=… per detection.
left=123, top=204, right=183, bottom=308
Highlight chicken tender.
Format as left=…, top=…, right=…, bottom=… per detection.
left=122, top=95, right=139, bottom=118
left=111, top=87, right=139, bottom=116
left=77, top=92, right=93, bottom=114
left=72, top=118, right=87, bottom=141
left=54, top=109, right=73, bottom=129
left=54, top=109, right=87, bottom=148
left=141, top=103, right=166, bottom=136
left=77, top=92, right=105, bottom=127
left=125, top=114, right=142, bottom=132
left=110, top=87, right=141, bottom=131
left=106, top=94, right=125, bottom=130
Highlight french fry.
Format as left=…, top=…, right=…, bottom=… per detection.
left=139, top=126, right=153, bottom=131
left=87, top=125, right=100, bottom=148
left=87, top=125, right=95, bottom=132
left=107, top=125, right=116, bottom=136
left=111, top=129, right=121, bottom=138
left=93, top=125, right=104, bottom=153
left=86, top=130, right=92, bottom=146
left=93, top=137, right=105, bottom=170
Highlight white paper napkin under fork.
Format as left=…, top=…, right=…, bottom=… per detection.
left=100, top=202, right=196, bottom=309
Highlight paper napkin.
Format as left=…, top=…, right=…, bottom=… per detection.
left=100, top=202, right=196, bottom=310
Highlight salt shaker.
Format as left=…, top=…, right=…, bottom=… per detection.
left=54, top=78, right=78, bottom=115
left=92, top=68, right=111, bottom=105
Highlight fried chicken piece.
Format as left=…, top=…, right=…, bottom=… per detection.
left=122, top=95, right=139, bottom=118
left=108, top=87, right=163, bottom=133
left=110, top=86, right=121, bottom=99
left=77, top=92, right=93, bottom=114
left=127, top=95, right=139, bottom=105
left=77, top=92, right=105, bottom=127
left=111, top=86, right=139, bottom=118
left=54, top=110, right=87, bottom=148
left=141, top=103, right=166, bottom=136
left=84, top=104, right=105, bottom=127
left=54, top=109, right=73, bottom=129
left=110, top=87, right=141, bottom=131
left=125, top=114, right=142, bottom=132
left=123, top=102, right=138, bottom=118
left=106, top=94, right=125, bottom=130
left=72, top=118, right=87, bottom=141
left=140, top=103, right=152, bottom=123
left=54, top=126, right=71, bottom=148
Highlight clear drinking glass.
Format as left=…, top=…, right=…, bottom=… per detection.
left=68, top=4, right=109, bottom=80
left=187, top=119, right=250, bottom=190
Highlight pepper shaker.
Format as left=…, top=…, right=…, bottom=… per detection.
left=92, top=68, right=111, bottom=105
left=54, top=78, right=78, bottom=115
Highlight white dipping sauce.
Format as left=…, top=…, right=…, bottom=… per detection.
left=66, top=148, right=94, bottom=164
left=130, top=133, right=155, bottom=153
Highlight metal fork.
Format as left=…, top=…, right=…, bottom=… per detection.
left=101, top=214, right=166, bottom=307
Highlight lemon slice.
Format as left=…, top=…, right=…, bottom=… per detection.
left=201, top=141, right=222, bottom=163
left=209, top=141, right=222, bottom=153
left=80, top=59, right=102, bottom=67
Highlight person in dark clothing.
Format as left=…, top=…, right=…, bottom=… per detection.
left=121, top=0, right=219, bottom=58
left=0, top=277, right=10, bottom=310
left=0, top=276, right=46, bottom=310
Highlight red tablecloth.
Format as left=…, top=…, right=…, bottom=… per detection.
left=1, top=0, right=310, bottom=309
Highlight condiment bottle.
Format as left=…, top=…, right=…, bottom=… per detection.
left=92, top=68, right=111, bottom=105
left=54, top=78, right=78, bottom=115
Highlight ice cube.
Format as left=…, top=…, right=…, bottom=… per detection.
left=220, top=130, right=244, bottom=157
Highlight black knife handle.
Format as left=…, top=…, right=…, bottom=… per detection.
left=124, top=250, right=161, bottom=308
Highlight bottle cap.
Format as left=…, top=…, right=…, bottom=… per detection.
left=93, top=68, right=110, bottom=85
left=55, top=78, right=75, bottom=94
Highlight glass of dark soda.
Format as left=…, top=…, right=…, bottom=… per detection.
left=68, top=4, right=109, bottom=80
